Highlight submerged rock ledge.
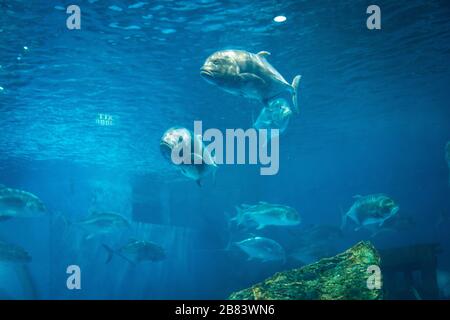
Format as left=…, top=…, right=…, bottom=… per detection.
left=229, top=241, right=382, bottom=300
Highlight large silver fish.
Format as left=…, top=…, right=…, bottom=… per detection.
left=0, top=241, right=31, bottom=263
left=102, top=239, right=166, bottom=264
left=234, top=236, right=285, bottom=263
left=200, top=50, right=301, bottom=113
left=0, top=185, right=46, bottom=221
left=74, top=211, right=130, bottom=239
left=341, top=194, right=399, bottom=231
left=232, top=201, right=300, bottom=230
left=160, top=127, right=217, bottom=186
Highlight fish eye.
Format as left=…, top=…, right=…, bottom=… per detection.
left=178, top=136, right=183, bottom=143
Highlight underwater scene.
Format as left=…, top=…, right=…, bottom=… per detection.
left=0, top=0, right=450, bottom=300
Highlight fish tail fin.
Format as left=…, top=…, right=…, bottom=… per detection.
left=102, top=244, right=115, bottom=264
left=339, top=206, right=347, bottom=231
left=291, top=75, right=301, bottom=114
left=232, top=206, right=243, bottom=225
left=55, top=212, right=74, bottom=240
left=224, top=211, right=237, bottom=252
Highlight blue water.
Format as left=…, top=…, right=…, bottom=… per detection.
left=0, top=0, right=450, bottom=299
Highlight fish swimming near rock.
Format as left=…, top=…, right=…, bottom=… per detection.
left=160, top=127, right=217, bottom=186
left=231, top=201, right=300, bottom=230
left=0, top=240, right=31, bottom=264
left=102, top=239, right=166, bottom=265
left=71, top=211, right=130, bottom=240
left=0, top=185, right=46, bottom=221
left=200, top=50, right=301, bottom=113
left=341, top=194, right=399, bottom=232
left=233, top=236, right=285, bottom=263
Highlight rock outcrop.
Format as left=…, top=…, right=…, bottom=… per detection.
left=229, top=241, right=382, bottom=300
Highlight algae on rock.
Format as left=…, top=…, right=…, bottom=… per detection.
left=229, top=241, right=382, bottom=300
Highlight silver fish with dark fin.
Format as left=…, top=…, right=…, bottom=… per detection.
left=102, top=239, right=166, bottom=264
left=0, top=240, right=31, bottom=263
left=0, top=185, right=46, bottom=221
left=160, top=127, right=217, bottom=186
left=341, top=194, right=399, bottom=232
left=234, top=236, right=285, bottom=263
left=232, top=201, right=300, bottom=230
left=74, top=211, right=130, bottom=239
left=201, top=50, right=301, bottom=113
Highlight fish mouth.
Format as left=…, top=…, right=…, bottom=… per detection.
left=160, top=140, right=173, bottom=149
left=200, top=68, right=214, bottom=79
left=160, top=141, right=173, bottom=161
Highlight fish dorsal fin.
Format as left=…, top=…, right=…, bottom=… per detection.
left=353, top=194, right=362, bottom=199
left=259, top=201, right=269, bottom=205
left=257, top=51, right=271, bottom=59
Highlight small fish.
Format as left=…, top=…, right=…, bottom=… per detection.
left=160, top=127, right=217, bottom=186
left=341, top=194, right=399, bottom=232
left=102, top=239, right=166, bottom=264
left=253, top=98, right=293, bottom=137
left=234, top=236, right=285, bottom=263
left=0, top=240, right=31, bottom=264
left=232, top=201, right=300, bottom=229
left=201, top=50, right=301, bottom=113
left=74, top=211, right=130, bottom=239
left=0, top=185, right=46, bottom=221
